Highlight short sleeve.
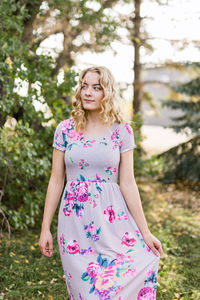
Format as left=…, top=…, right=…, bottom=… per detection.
left=52, top=121, right=66, bottom=152
left=119, top=123, right=136, bottom=154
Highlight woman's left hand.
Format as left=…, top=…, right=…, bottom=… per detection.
left=143, top=231, right=163, bottom=257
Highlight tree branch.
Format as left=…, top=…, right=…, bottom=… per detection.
left=22, top=1, right=43, bottom=43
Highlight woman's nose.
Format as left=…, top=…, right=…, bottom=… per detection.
left=85, top=87, right=92, bottom=96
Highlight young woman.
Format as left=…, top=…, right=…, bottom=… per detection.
left=39, top=66, right=163, bottom=300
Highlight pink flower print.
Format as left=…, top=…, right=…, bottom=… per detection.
left=64, top=270, right=72, bottom=281
left=63, top=207, right=72, bottom=216
left=117, top=211, right=128, bottom=221
left=111, top=129, right=120, bottom=150
left=93, top=265, right=117, bottom=293
left=66, top=240, right=80, bottom=255
left=61, top=247, right=65, bottom=255
left=136, top=229, right=140, bottom=236
left=55, top=133, right=61, bottom=147
left=76, top=132, right=84, bottom=140
left=76, top=182, right=89, bottom=202
left=87, top=262, right=102, bottom=278
left=62, top=119, right=74, bottom=134
left=115, top=253, right=125, bottom=266
left=137, top=286, right=156, bottom=300
left=60, top=233, right=65, bottom=245
left=78, top=159, right=89, bottom=170
left=147, top=270, right=154, bottom=278
left=145, top=269, right=157, bottom=286
left=79, top=293, right=84, bottom=300
left=136, top=230, right=151, bottom=252
left=65, top=192, right=74, bottom=208
left=126, top=255, right=134, bottom=264
left=87, top=222, right=95, bottom=232
left=77, top=209, right=84, bottom=219
left=63, top=191, right=74, bottom=216
left=146, top=245, right=151, bottom=252
left=115, top=286, right=123, bottom=295
left=111, top=129, right=119, bottom=140
left=92, top=234, right=99, bottom=241
left=81, top=247, right=94, bottom=256
left=88, top=248, right=94, bottom=255
left=61, top=119, right=82, bottom=141
left=118, top=297, right=125, bottom=300
left=69, top=130, right=83, bottom=141
left=111, top=129, right=123, bottom=150
left=59, top=234, right=66, bottom=255
left=121, top=232, right=136, bottom=247
left=82, top=139, right=96, bottom=148
left=84, top=221, right=101, bottom=242
left=88, top=193, right=99, bottom=208
left=122, top=268, right=137, bottom=278
left=104, top=166, right=117, bottom=176
left=125, top=123, right=133, bottom=135
left=104, top=205, right=115, bottom=223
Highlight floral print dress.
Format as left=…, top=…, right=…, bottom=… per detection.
left=52, top=117, right=160, bottom=300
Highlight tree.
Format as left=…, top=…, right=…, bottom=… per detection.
left=132, top=0, right=142, bottom=114
left=0, top=0, right=79, bottom=232
left=0, top=0, right=124, bottom=232
left=158, top=63, right=200, bottom=187
left=23, top=0, right=120, bottom=74
left=121, top=0, right=200, bottom=116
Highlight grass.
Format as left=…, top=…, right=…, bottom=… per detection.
left=0, top=229, right=68, bottom=300
left=139, top=178, right=200, bottom=300
left=0, top=177, right=200, bottom=299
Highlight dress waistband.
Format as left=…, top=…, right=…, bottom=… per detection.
left=67, top=179, right=118, bottom=184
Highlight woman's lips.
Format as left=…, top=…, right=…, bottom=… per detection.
left=84, top=100, right=94, bottom=102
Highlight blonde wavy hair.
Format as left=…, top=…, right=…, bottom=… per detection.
left=71, top=66, right=131, bottom=132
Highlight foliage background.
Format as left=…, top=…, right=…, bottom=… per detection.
left=0, top=0, right=76, bottom=230
left=0, top=0, right=200, bottom=299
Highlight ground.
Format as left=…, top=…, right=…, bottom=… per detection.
left=0, top=177, right=200, bottom=300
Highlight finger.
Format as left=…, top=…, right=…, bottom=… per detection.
left=43, top=247, right=52, bottom=257
left=41, top=246, right=48, bottom=256
left=44, top=241, right=53, bottom=257
left=158, top=245, right=164, bottom=255
left=48, top=240, right=54, bottom=256
left=39, top=238, right=53, bottom=257
left=155, top=242, right=163, bottom=255
left=151, top=245, right=160, bottom=257
left=45, top=251, right=52, bottom=257
left=40, top=244, right=50, bottom=257
left=39, top=243, right=44, bottom=254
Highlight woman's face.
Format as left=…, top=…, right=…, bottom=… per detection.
left=80, top=71, right=104, bottom=112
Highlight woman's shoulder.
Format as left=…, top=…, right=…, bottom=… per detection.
left=57, top=117, right=74, bottom=130
left=114, top=121, right=134, bottom=135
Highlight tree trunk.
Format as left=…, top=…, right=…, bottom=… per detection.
left=22, top=1, right=43, bottom=43
left=133, top=0, right=142, bottom=114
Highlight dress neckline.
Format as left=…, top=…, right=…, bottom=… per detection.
left=71, top=118, right=115, bottom=140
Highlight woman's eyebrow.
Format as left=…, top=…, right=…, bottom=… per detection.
left=82, top=82, right=101, bottom=86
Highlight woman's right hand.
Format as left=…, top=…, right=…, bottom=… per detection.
left=39, top=229, right=54, bottom=257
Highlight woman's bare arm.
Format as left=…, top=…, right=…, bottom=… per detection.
left=119, top=150, right=150, bottom=235
left=39, top=148, right=65, bottom=257
left=119, top=149, right=163, bottom=256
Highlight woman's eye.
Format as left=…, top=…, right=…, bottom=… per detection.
left=94, top=87, right=101, bottom=90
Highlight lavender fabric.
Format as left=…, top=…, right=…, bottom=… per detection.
left=52, top=117, right=160, bottom=300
